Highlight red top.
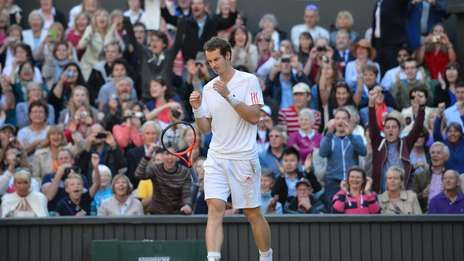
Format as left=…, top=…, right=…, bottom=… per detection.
left=424, top=51, right=449, bottom=80
left=66, top=29, right=82, bottom=48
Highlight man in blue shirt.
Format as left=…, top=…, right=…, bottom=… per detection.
left=428, top=170, right=464, bottom=214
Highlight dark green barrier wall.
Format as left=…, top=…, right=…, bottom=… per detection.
left=1, top=215, right=464, bottom=261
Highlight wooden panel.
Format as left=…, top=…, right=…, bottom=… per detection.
left=422, top=223, right=433, bottom=261
left=442, top=224, right=454, bottom=261
left=329, top=223, right=341, bottom=261
left=309, top=223, right=320, bottom=261
left=319, top=223, right=330, bottom=261
left=269, top=221, right=280, bottom=261
left=278, top=223, right=290, bottom=261
left=370, top=223, right=382, bottom=261
left=350, top=223, right=362, bottom=261
left=400, top=223, right=412, bottom=261
left=453, top=224, right=464, bottom=261
left=360, top=223, right=371, bottom=261
left=18, top=226, right=30, bottom=261
left=50, top=226, right=62, bottom=261
left=339, top=222, right=351, bottom=261
left=61, top=226, right=73, bottom=261
left=8, top=226, right=18, bottom=261
left=299, top=223, right=310, bottom=260
left=39, top=225, right=50, bottom=261
left=380, top=224, right=392, bottom=261
left=432, top=224, right=444, bottom=261
left=0, top=227, right=8, bottom=261
left=411, top=223, right=423, bottom=261
left=81, top=225, right=93, bottom=261
left=391, top=223, right=402, bottom=261
left=72, top=225, right=83, bottom=261
left=289, top=224, right=299, bottom=261
left=238, top=223, right=250, bottom=260
left=29, top=226, right=40, bottom=261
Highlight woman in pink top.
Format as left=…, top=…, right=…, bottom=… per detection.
left=332, top=166, right=380, bottom=214
left=287, top=108, right=322, bottom=163
left=112, top=104, right=144, bottom=151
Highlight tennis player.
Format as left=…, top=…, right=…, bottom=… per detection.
left=189, top=37, right=272, bottom=261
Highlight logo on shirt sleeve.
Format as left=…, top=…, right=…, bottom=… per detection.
left=250, top=92, right=259, bottom=105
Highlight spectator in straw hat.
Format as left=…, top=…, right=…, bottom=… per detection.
left=345, top=38, right=380, bottom=89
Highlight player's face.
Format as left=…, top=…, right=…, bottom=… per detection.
left=205, top=49, right=230, bottom=76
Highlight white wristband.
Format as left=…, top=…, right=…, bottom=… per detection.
left=192, top=107, right=207, bottom=118
left=226, top=93, right=241, bottom=107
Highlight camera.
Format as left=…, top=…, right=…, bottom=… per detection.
left=66, top=70, right=78, bottom=79
left=322, top=55, right=329, bottom=64
left=134, top=112, right=144, bottom=118
left=280, top=57, right=291, bottom=63
left=171, top=108, right=182, bottom=119
left=317, top=46, right=327, bottom=52
left=95, top=132, right=108, bottom=139
left=79, top=111, right=88, bottom=119
left=63, top=166, right=81, bottom=180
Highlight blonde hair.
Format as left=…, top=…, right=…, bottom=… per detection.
left=335, top=10, right=354, bottom=29
left=73, top=12, right=90, bottom=31
left=14, top=169, right=32, bottom=182
left=41, top=125, right=67, bottom=149
left=386, top=166, right=405, bottom=190
left=64, top=173, right=83, bottom=188
left=91, top=9, right=110, bottom=30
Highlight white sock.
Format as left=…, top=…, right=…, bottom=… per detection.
left=259, top=248, right=273, bottom=261
left=207, top=251, right=221, bottom=261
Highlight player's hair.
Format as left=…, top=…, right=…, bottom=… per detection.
left=203, top=37, right=232, bottom=59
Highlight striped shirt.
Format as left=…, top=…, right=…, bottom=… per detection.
left=278, top=106, right=321, bottom=134
left=135, top=158, right=192, bottom=214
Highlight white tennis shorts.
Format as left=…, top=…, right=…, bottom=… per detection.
left=203, top=153, right=261, bottom=209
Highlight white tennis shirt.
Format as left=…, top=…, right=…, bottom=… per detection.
left=201, top=70, right=264, bottom=160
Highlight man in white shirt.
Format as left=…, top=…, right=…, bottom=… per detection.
left=381, top=47, right=423, bottom=90
left=190, top=37, right=272, bottom=261
left=290, top=4, right=329, bottom=50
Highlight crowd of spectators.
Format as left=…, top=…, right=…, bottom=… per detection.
left=0, top=0, right=463, bottom=218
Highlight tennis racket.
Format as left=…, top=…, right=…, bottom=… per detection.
left=160, top=121, right=197, bottom=168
